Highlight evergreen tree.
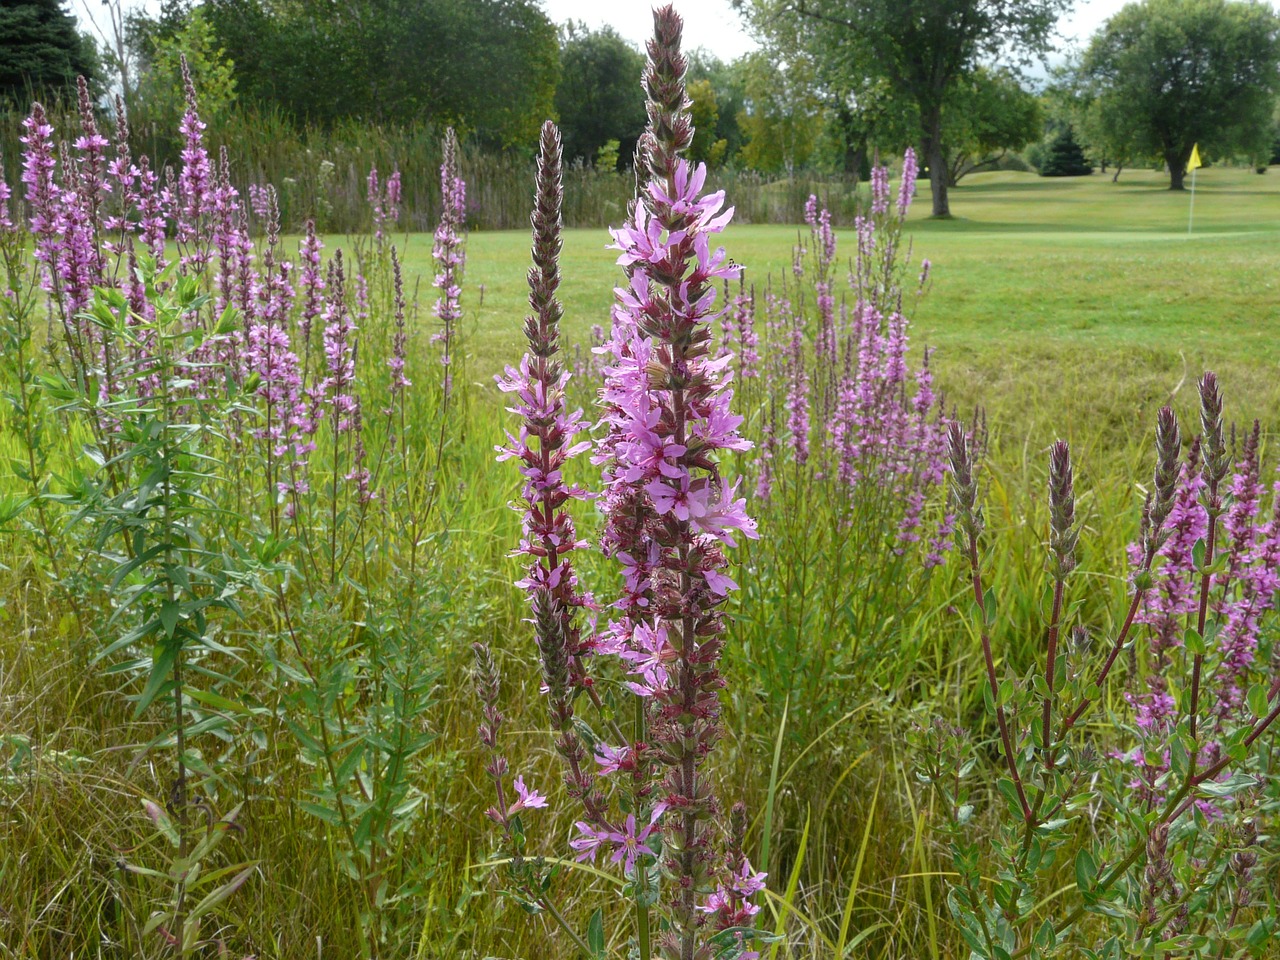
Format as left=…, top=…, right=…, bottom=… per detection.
left=0, top=0, right=99, bottom=102
left=1038, top=127, right=1093, bottom=176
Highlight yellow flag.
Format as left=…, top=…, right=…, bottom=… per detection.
left=1187, top=144, right=1203, bottom=173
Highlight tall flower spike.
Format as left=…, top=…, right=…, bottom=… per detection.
left=0, top=158, right=11, bottom=233
left=1145, top=405, right=1182, bottom=558
left=495, top=121, right=599, bottom=814
left=948, top=420, right=983, bottom=542
left=598, top=7, right=760, bottom=958
left=641, top=6, right=694, bottom=184
left=432, top=128, right=465, bottom=396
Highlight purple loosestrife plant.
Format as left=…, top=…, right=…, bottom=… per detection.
left=490, top=119, right=607, bottom=951
left=920, top=375, right=1280, bottom=958
left=494, top=120, right=596, bottom=775
left=486, top=11, right=768, bottom=960
left=432, top=128, right=466, bottom=399
left=710, top=169, right=949, bottom=769
left=4, top=66, right=459, bottom=957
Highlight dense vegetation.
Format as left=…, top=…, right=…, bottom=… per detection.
left=5, top=0, right=1278, bottom=231
left=2, top=3, right=1280, bottom=959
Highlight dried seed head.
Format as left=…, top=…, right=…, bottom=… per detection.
left=1145, top=405, right=1182, bottom=559
left=1048, top=440, right=1078, bottom=579
left=947, top=420, right=983, bottom=541
left=525, top=121, right=565, bottom=363
left=1198, top=372, right=1229, bottom=492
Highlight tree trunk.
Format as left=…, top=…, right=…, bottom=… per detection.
left=921, top=109, right=949, bottom=217
left=1166, top=149, right=1186, bottom=190
left=1111, top=164, right=1124, bottom=184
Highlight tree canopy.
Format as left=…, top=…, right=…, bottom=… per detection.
left=0, top=0, right=100, bottom=104
left=553, top=24, right=646, bottom=168
left=942, top=67, right=1043, bottom=185
left=1082, top=0, right=1280, bottom=189
left=203, top=0, right=559, bottom=149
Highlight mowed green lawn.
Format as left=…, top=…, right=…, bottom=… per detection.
left=398, top=165, right=1280, bottom=454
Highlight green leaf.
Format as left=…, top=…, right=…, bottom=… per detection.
left=587, top=907, right=605, bottom=958
left=133, top=642, right=179, bottom=719
left=1246, top=919, right=1272, bottom=948
left=159, top=599, right=181, bottom=639
left=142, top=799, right=181, bottom=848
left=1247, top=683, right=1269, bottom=720
left=1075, top=848, right=1097, bottom=893
left=996, top=778, right=1023, bottom=819
left=998, top=677, right=1015, bottom=706
left=1198, top=773, right=1259, bottom=798
left=214, top=304, right=240, bottom=335
left=1184, top=627, right=1206, bottom=657
left=298, top=801, right=344, bottom=825
left=188, top=864, right=256, bottom=921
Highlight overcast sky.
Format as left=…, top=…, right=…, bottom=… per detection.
left=539, top=0, right=1140, bottom=62
left=73, top=0, right=1275, bottom=66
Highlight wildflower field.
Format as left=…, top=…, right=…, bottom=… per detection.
left=3, top=11, right=1280, bottom=960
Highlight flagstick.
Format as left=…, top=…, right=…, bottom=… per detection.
left=1188, top=166, right=1197, bottom=235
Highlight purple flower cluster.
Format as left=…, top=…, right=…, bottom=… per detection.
left=494, top=123, right=607, bottom=848
left=1120, top=380, right=1280, bottom=808
left=367, top=164, right=402, bottom=243
left=738, top=162, right=951, bottom=564
left=594, top=11, right=766, bottom=954
left=6, top=57, right=443, bottom=534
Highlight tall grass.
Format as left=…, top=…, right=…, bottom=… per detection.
left=0, top=101, right=868, bottom=234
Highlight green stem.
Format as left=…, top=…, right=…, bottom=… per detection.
left=635, top=695, right=652, bottom=960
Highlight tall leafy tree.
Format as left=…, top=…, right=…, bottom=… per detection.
left=1082, top=0, right=1280, bottom=190
left=737, top=49, right=819, bottom=173
left=687, top=78, right=728, bottom=167
left=0, top=0, right=100, bottom=103
left=130, top=7, right=237, bottom=135
left=737, top=0, right=1070, bottom=215
left=687, top=52, right=748, bottom=165
left=553, top=24, right=645, bottom=167
left=942, top=68, right=1043, bottom=185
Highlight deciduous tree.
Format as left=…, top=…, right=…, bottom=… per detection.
left=1082, top=0, right=1280, bottom=189
left=202, top=0, right=558, bottom=148
left=737, top=0, right=1069, bottom=215
left=942, top=68, right=1043, bottom=185
left=554, top=24, right=645, bottom=168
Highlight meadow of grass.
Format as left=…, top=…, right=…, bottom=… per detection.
left=2, top=148, right=1279, bottom=960
left=455, top=165, right=1280, bottom=443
